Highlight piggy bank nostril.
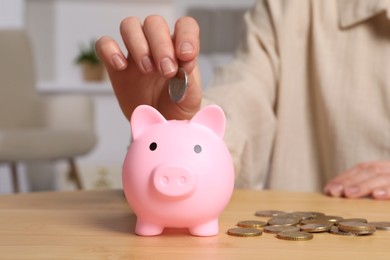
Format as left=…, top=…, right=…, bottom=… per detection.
left=152, top=166, right=197, bottom=198
left=179, top=176, right=187, bottom=184
left=161, top=176, right=169, bottom=185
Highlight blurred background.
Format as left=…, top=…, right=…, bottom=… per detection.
left=0, top=0, right=255, bottom=194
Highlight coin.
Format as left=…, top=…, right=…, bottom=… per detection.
left=255, top=210, right=286, bottom=217
left=227, top=227, right=262, bottom=237
left=268, top=216, right=301, bottom=226
left=246, top=210, right=389, bottom=240
left=338, top=221, right=376, bottom=235
left=287, top=212, right=315, bottom=220
left=369, top=221, right=390, bottom=231
left=336, top=218, right=368, bottom=225
left=168, top=67, right=188, bottom=103
left=276, top=231, right=313, bottom=241
left=305, top=211, right=326, bottom=218
left=263, top=225, right=300, bottom=234
left=300, top=219, right=333, bottom=225
left=317, top=215, right=344, bottom=223
left=300, top=223, right=333, bottom=233
left=329, top=226, right=358, bottom=236
left=237, top=220, right=267, bottom=229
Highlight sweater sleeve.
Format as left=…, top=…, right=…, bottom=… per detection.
left=202, top=0, right=280, bottom=189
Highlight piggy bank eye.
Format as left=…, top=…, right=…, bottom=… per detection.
left=149, top=142, right=157, bottom=151
left=194, top=144, right=202, bottom=153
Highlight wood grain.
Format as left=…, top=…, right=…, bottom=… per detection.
left=1, top=189, right=390, bottom=259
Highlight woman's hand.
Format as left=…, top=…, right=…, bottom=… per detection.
left=324, top=161, right=390, bottom=199
left=95, top=15, right=202, bottom=121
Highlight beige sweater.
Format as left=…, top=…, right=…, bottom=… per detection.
left=203, top=0, right=390, bottom=192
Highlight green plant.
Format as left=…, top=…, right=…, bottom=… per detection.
left=75, top=40, right=101, bottom=65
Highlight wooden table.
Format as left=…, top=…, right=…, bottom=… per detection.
left=1, top=189, right=390, bottom=259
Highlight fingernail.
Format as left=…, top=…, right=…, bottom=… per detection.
left=160, top=57, right=176, bottom=75
left=345, top=186, right=359, bottom=196
left=141, top=56, right=154, bottom=73
left=373, top=189, right=387, bottom=198
left=180, top=42, right=194, bottom=54
left=112, top=54, right=126, bottom=70
left=329, top=184, right=343, bottom=197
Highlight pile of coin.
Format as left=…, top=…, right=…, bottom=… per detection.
left=227, top=210, right=390, bottom=241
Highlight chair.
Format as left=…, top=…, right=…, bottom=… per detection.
left=0, top=29, right=96, bottom=192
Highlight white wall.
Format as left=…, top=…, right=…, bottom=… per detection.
left=1, top=0, right=256, bottom=84
left=176, top=0, right=255, bottom=15
left=0, top=0, right=24, bottom=28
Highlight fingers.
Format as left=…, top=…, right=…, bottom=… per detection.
left=173, top=16, right=200, bottom=73
left=97, top=15, right=202, bottom=122
left=325, top=161, right=390, bottom=200
left=351, top=174, right=390, bottom=199
left=372, top=185, right=390, bottom=199
left=116, top=15, right=199, bottom=78
left=95, top=36, right=127, bottom=71
left=324, top=164, right=372, bottom=197
left=143, top=15, right=177, bottom=77
left=120, top=17, right=155, bottom=74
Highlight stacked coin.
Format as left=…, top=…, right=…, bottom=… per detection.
left=338, top=221, right=376, bottom=235
left=370, top=222, right=390, bottom=231
left=300, top=223, right=333, bottom=233
left=263, top=226, right=300, bottom=234
left=227, top=209, right=390, bottom=240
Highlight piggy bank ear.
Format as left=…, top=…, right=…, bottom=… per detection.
left=130, top=105, right=166, bottom=139
left=190, top=105, right=226, bottom=138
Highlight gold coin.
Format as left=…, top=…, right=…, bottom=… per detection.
left=329, top=226, right=358, bottom=236
left=336, top=218, right=368, bottom=225
left=237, top=220, right=267, bottom=229
left=227, top=228, right=262, bottom=237
left=288, top=212, right=315, bottom=220
left=353, top=230, right=376, bottom=235
left=338, top=221, right=376, bottom=234
left=300, top=223, right=333, bottom=233
left=268, top=216, right=301, bottom=226
left=300, top=219, right=333, bottom=225
left=317, top=215, right=344, bottom=223
left=276, top=231, right=313, bottom=241
left=263, top=225, right=300, bottom=234
left=369, top=222, right=390, bottom=231
left=255, top=210, right=286, bottom=217
left=305, top=211, right=326, bottom=218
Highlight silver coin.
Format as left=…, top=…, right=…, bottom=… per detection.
left=329, top=226, right=357, bottom=236
left=268, top=216, right=301, bottom=226
left=255, top=210, right=286, bottom=217
left=300, top=223, right=333, bottom=233
left=369, top=221, right=390, bottom=231
left=168, top=67, right=188, bottom=103
left=263, top=225, right=300, bottom=234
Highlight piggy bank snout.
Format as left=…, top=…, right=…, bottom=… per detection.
left=152, top=165, right=196, bottom=199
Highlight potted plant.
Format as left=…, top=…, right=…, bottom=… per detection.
left=75, top=40, right=104, bottom=81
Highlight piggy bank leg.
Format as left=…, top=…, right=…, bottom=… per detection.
left=189, top=219, right=219, bottom=236
left=135, top=219, right=164, bottom=236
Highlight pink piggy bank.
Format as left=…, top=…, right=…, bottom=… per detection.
left=122, top=105, right=235, bottom=236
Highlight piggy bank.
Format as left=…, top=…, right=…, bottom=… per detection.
left=122, top=105, right=235, bottom=236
